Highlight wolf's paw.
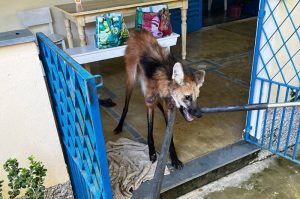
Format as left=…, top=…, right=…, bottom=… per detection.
left=149, top=153, right=157, bottom=163
left=171, top=159, right=183, bottom=170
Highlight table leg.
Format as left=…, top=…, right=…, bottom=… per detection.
left=77, top=24, right=91, bottom=73
left=77, top=24, right=87, bottom=47
left=64, top=18, right=73, bottom=48
left=75, top=18, right=89, bottom=71
left=181, top=6, right=187, bottom=60
left=84, top=63, right=91, bottom=73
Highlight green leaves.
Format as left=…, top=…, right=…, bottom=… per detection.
left=290, top=89, right=300, bottom=102
left=1, top=156, right=47, bottom=199
left=23, top=156, right=47, bottom=199
left=0, top=180, right=4, bottom=199
left=3, top=159, right=21, bottom=199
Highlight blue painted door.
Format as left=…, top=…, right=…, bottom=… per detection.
left=170, top=0, right=202, bottom=33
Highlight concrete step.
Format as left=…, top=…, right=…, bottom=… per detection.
left=132, top=140, right=259, bottom=199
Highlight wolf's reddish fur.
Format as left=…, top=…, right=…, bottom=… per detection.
left=114, top=30, right=205, bottom=169
left=125, top=30, right=171, bottom=102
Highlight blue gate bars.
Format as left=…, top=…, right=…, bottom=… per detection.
left=37, top=32, right=113, bottom=199
left=246, top=0, right=300, bottom=164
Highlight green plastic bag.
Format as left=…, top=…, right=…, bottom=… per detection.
left=95, top=13, right=129, bottom=49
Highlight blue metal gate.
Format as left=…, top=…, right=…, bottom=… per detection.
left=246, top=0, right=300, bottom=163
left=37, top=33, right=112, bottom=198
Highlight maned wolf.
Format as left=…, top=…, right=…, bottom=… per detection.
left=114, top=30, right=205, bottom=169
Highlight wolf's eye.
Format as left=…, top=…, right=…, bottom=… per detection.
left=185, top=95, right=192, bottom=101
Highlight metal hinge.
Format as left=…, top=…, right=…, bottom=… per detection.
left=94, top=74, right=103, bottom=90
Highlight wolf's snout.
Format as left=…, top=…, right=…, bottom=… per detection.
left=189, top=108, right=202, bottom=118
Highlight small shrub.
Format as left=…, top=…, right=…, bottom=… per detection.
left=0, top=180, right=4, bottom=199
left=1, top=156, right=47, bottom=199
left=23, top=156, right=47, bottom=199
left=3, top=159, right=22, bottom=199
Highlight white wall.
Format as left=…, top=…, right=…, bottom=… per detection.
left=0, top=0, right=71, bottom=32
left=0, top=0, right=84, bottom=46
left=0, top=41, right=69, bottom=197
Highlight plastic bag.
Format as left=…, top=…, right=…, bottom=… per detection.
left=95, top=13, right=129, bottom=49
left=135, top=5, right=172, bottom=38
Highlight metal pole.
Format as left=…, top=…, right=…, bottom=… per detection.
left=200, top=101, right=300, bottom=113
left=149, top=107, right=176, bottom=199
left=148, top=101, right=300, bottom=199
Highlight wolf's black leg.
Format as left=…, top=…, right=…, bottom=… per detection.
left=169, top=138, right=183, bottom=169
left=114, top=61, right=137, bottom=133
left=157, top=102, right=165, bottom=116
left=147, top=107, right=157, bottom=162
left=114, top=94, right=131, bottom=133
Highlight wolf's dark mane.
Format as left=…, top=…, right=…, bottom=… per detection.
left=140, top=52, right=177, bottom=80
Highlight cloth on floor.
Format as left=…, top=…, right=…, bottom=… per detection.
left=106, top=138, right=170, bottom=199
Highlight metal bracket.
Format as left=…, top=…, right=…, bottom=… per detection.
left=94, top=74, right=103, bottom=89
left=243, top=126, right=252, bottom=140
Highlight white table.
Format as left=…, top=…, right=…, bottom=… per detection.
left=55, top=0, right=188, bottom=60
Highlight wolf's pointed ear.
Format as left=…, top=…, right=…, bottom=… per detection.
left=172, top=62, right=184, bottom=85
left=195, top=70, right=205, bottom=87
